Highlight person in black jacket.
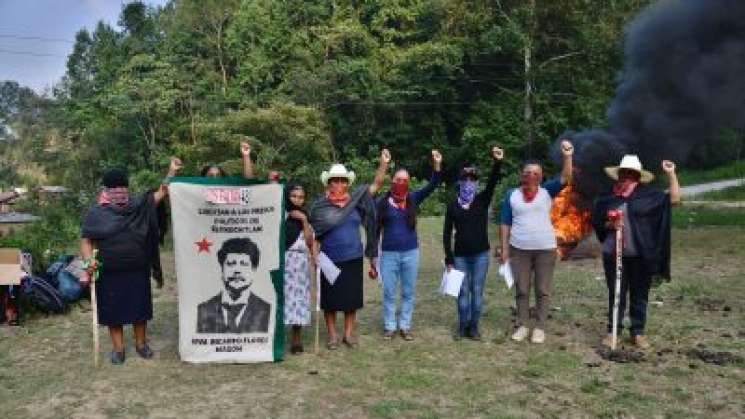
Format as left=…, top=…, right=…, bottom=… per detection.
left=80, top=158, right=182, bottom=364
left=593, top=155, right=681, bottom=350
left=443, top=146, right=504, bottom=340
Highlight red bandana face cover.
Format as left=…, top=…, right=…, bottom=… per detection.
left=613, top=179, right=639, bottom=198
left=327, top=182, right=351, bottom=207
left=99, top=187, right=130, bottom=207
left=391, top=179, right=409, bottom=208
left=521, top=172, right=541, bottom=202
left=613, top=170, right=640, bottom=198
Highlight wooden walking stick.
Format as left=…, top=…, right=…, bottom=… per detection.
left=84, top=249, right=101, bottom=367
left=313, top=260, right=320, bottom=355
left=609, top=210, right=624, bottom=350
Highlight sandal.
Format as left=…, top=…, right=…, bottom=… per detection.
left=342, top=336, right=358, bottom=348
left=135, top=344, right=154, bottom=360
left=326, top=337, right=339, bottom=350
left=111, top=350, right=126, bottom=365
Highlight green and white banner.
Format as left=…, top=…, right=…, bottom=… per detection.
left=169, top=178, right=285, bottom=363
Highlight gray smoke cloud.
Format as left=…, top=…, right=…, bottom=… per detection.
left=554, top=0, right=745, bottom=198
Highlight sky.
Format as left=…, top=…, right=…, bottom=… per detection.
left=0, top=0, right=168, bottom=94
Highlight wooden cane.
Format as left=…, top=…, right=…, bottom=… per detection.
left=85, top=249, right=100, bottom=367
left=611, top=218, right=623, bottom=350
left=312, top=264, right=321, bottom=355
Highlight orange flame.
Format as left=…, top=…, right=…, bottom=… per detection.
left=551, top=184, right=593, bottom=259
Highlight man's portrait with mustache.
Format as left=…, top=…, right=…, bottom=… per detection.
left=196, top=237, right=271, bottom=334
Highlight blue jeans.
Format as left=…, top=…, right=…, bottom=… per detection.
left=454, top=251, right=490, bottom=332
left=381, top=249, right=420, bottom=332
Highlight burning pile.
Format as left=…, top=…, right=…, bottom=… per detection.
left=551, top=184, right=593, bottom=259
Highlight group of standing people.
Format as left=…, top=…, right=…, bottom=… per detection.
left=79, top=137, right=680, bottom=364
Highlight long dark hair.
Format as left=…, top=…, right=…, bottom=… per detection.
left=200, top=164, right=228, bottom=177
left=285, top=183, right=308, bottom=248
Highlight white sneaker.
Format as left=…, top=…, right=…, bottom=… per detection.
left=531, top=328, right=546, bottom=344
left=511, top=326, right=529, bottom=342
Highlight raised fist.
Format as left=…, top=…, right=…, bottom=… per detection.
left=560, top=140, right=574, bottom=157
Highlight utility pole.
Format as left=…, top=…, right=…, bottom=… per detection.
left=524, top=0, right=536, bottom=158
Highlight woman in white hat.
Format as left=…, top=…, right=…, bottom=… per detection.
left=592, top=155, right=681, bottom=349
left=309, top=150, right=390, bottom=349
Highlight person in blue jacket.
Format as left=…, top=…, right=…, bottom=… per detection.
left=376, top=150, right=443, bottom=341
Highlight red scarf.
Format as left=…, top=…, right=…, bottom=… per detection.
left=98, top=187, right=130, bottom=207
left=521, top=186, right=538, bottom=203
left=521, top=172, right=541, bottom=203
left=390, top=180, right=409, bottom=209
left=326, top=183, right=351, bottom=207
left=613, top=180, right=639, bottom=198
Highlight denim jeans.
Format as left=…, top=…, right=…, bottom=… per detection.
left=454, top=251, right=490, bottom=332
left=603, top=255, right=652, bottom=337
left=381, top=249, right=421, bottom=332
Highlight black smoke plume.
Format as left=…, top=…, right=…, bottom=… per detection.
left=554, top=0, right=745, bottom=198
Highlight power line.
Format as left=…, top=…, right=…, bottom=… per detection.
left=0, top=34, right=74, bottom=44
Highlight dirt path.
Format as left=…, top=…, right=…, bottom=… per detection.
left=681, top=178, right=745, bottom=197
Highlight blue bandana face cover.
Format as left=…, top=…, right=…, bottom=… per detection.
left=458, top=180, right=478, bottom=207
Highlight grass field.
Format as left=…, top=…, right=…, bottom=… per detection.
left=694, top=184, right=745, bottom=201
left=676, top=160, right=745, bottom=186
left=1, top=219, right=744, bottom=418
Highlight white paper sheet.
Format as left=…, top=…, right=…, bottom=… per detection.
left=440, top=267, right=465, bottom=297
left=498, top=262, right=514, bottom=289
left=318, top=252, right=341, bottom=285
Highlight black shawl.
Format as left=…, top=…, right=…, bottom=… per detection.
left=593, top=185, right=672, bottom=282
left=82, top=191, right=161, bottom=280
left=309, top=185, right=379, bottom=259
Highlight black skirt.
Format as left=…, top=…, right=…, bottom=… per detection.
left=96, top=269, right=153, bottom=326
left=321, top=258, right=363, bottom=312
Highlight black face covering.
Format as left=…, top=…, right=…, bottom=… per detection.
left=285, top=183, right=307, bottom=248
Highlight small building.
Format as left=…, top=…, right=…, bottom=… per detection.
left=0, top=212, right=40, bottom=237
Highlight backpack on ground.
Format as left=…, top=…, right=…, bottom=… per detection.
left=21, top=276, right=68, bottom=314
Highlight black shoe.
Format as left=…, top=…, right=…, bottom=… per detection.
left=469, top=328, right=482, bottom=341
left=111, top=350, right=125, bottom=365
left=135, top=344, right=154, bottom=360
left=290, top=344, right=304, bottom=355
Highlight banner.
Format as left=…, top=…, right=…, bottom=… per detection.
left=169, top=177, right=285, bottom=363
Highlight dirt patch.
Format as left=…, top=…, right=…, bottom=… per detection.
left=596, top=347, right=646, bottom=363
left=685, top=349, right=744, bottom=366
left=695, top=298, right=727, bottom=311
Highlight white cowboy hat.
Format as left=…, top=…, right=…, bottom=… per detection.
left=320, top=163, right=356, bottom=185
left=604, top=155, right=655, bottom=183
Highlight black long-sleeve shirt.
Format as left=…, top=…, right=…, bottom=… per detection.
left=443, top=161, right=501, bottom=265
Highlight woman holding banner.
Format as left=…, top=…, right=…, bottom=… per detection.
left=201, top=141, right=255, bottom=178
left=80, top=158, right=182, bottom=364
left=376, top=150, right=443, bottom=341
left=443, top=146, right=504, bottom=341
left=283, top=183, right=314, bottom=354
left=310, top=150, right=390, bottom=350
